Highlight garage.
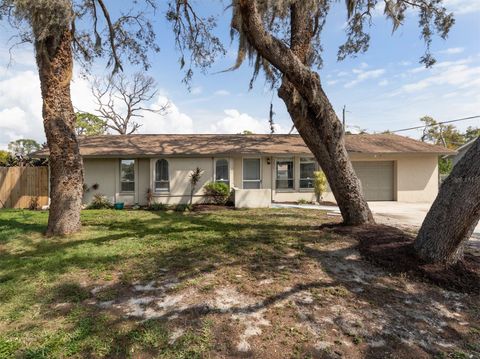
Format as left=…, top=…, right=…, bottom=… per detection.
left=352, top=161, right=395, bottom=201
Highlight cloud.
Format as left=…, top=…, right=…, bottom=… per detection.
left=326, top=80, right=339, bottom=86
left=398, top=60, right=480, bottom=94
left=191, top=86, right=202, bottom=95
left=139, top=95, right=193, bottom=134
left=443, top=0, right=480, bottom=14
left=209, top=109, right=283, bottom=134
left=378, top=79, right=389, bottom=86
left=0, top=68, right=43, bottom=149
left=439, top=47, right=464, bottom=55
left=345, top=68, right=386, bottom=88
left=214, top=89, right=230, bottom=96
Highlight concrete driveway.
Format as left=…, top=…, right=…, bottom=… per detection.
left=273, top=201, right=480, bottom=239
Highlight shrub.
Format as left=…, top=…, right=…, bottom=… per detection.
left=313, top=171, right=327, bottom=203
left=297, top=199, right=311, bottom=205
left=87, top=194, right=113, bottom=209
left=149, top=202, right=169, bottom=211
left=174, top=203, right=192, bottom=212
left=203, top=182, right=230, bottom=205
left=28, top=196, right=39, bottom=210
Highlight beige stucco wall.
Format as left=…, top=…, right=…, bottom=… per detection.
left=395, top=155, right=438, bottom=202
left=349, top=153, right=439, bottom=203
left=81, top=153, right=439, bottom=207
left=234, top=188, right=271, bottom=208
left=150, top=157, right=215, bottom=205
left=83, top=158, right=117, bottom=205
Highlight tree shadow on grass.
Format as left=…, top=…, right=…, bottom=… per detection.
left=3, top=209, right=477, bottom=358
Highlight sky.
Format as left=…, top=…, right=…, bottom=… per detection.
left=0, top=0, right=479, bottom=149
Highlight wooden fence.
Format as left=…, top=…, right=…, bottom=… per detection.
left=0, top=167, right=49, bottom=209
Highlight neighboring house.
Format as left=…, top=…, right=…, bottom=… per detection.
left=35, top=134, right=454, bottom=207
left=444, top=137, right=478, bottom=167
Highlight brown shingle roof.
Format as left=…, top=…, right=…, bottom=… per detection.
left=34, top=133, right=455, bottom=157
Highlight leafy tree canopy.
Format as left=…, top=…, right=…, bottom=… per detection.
left=0, top=0, right=160, bottom=73
left=228, top=0, right=454, bottom=87
left=419, top=116, right=479, bottom=175
left=0, top=150, right=9, bottom=165
left=75, top=112, right=107, bottom=136
left=8, top=138, right=41, bottom=157
left=420, top=116, right=474, bottom=149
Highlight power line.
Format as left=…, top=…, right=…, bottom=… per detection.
left=391, top=115, right=480, bottom=133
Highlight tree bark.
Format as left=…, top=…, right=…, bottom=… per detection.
left=414, top=137, right=480, bottom=264
left=238, top=0, right=373, bottom=225
left=35, top=28, right=84, bottom=236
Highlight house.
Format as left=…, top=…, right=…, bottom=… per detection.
left=35, top=133, right=454, bottom=208
left=444, top=137, right=478, bottom=167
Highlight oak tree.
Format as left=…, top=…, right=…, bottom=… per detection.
left=414, top=137, right=480, bottom=264
left=0, top=0, right=158, bottom=235
left=227, top=0, right=454, bottom=225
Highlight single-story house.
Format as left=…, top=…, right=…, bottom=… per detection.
left=35, top=133, right=454, bottom=207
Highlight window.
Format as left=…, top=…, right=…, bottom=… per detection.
left=300, top=157, right=316, bottom=189
left=276, top=159, right=294, bottom=189
left=155, top=159, right=169, bottom=192
left=243, top=158, right=261, bottom=189
left=120, top=159, right=135, bottom=192
left=215, top=159, right=229, bottom=186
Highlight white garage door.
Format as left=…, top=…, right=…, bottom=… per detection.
left=352, top=161, right=394, bottom=201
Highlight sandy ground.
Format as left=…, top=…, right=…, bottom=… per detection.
left=88, top=231, right=479, bottom=358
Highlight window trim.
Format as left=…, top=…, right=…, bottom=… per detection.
left=242, top=157, right=262, bottom=189
left=154, top=158, right=170, bottom=193
left=119, top=159, right=135, bottom=193
left=299, top=157, right=317, bottom=190
left=214, top=158, right=230, bottom=186
left=275, top=158, right=294, bottom=191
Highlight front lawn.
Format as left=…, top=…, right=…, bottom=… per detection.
left=0, top=209, right=478, bottom=358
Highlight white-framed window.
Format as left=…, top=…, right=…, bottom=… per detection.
left=276, top=158, right=294, bottom=189
left=215, top=159, right=229, bottom=186
left=155, top=159, right=169, bottom=192
left=243, top=158, right=261, bottom=189
left=120, top=159, right=135, bottom=192
left=300, top=157, right=316, bottom=189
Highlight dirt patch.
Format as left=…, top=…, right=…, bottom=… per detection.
left=329, top=224, right=480, bottom=294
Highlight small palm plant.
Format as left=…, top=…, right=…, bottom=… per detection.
left=189, top=167, right=204, bottom=205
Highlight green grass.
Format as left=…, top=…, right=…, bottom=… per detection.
left=0, top=208, right=328, bottom=358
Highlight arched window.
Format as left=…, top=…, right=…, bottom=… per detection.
left=215, top=159, right=229, bottom=186
left=155, top=159, right=169, bottom=192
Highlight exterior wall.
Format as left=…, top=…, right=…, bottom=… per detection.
left=150, top=157, right=215, bottom=205
left=137, top=158, right=150, bottom=205
left=271, top=155, right=323, bottom=203
left=349, top=153, right=439, bottom=203
left=81, top=153, right=439, bottom=207
left=395, top=155, right=438, bottom=202
left=234, top=188, right=271, bottom=208
left=83, top=158, right=117, bottom=205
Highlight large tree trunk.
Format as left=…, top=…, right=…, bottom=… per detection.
left=414, top=137, right=480, bottom=264
left=35, top=28, right=84, bottom=236
left=278, top=82, right=373, bottom=225
left=238, top=0, right=373, bottom=225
